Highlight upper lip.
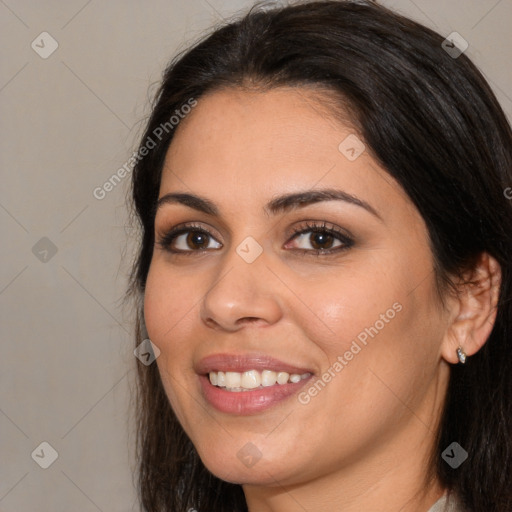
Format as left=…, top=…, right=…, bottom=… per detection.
left=195, top=353, right=315, bottom=375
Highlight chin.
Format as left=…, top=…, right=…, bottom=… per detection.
left=195, top=443, right=294, bottom=486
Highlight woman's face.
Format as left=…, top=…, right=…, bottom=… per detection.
left=144, top=87, right=452, bottom=489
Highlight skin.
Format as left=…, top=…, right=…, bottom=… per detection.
left=143, top=87, right=501, bottom=512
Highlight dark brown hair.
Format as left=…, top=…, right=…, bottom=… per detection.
left=128, top=1, right=512, bottom=510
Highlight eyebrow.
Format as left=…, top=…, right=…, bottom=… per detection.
left=156, top=188, right=382, bottom=220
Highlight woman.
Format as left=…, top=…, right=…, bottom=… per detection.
left=128, top=1, right=512, bottom=510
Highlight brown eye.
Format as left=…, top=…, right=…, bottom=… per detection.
left=185, top=231, right=210, bottom=250
left=291, top=230, right=342, bottom=251
left=285, top=221, right=354, bottom=255
left=158, top=225, right=222, bottom=253
left=308, top=231, right=337, bottom=250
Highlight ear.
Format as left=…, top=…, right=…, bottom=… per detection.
left=441, top=252, right=501, bottom=364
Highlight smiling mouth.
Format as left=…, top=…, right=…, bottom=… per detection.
left=208, top=369, right=312, bottom=392
left=196, top=353, right=315, bottom=412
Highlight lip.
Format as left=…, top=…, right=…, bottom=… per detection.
left=199, top=374, right=312, bottom=415
left=196, top=353, right=315, bottom=415
left=195, top=353, right=315, bottom=375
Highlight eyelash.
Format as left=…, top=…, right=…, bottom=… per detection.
left=156, top=221, right=354, bottom=257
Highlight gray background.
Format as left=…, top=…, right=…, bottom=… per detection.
left=1, top=1, right=510, bottom=510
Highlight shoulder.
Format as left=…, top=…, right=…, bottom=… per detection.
left=427, top=492, right=466, bottom=512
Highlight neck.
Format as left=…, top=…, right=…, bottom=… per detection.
left=243, top=449, right=446, bottom=512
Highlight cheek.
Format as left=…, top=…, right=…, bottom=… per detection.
left=143, top=271, right=165, bottom=340
left=143, top=262, right=200, bottom=427
left=287, top=265, right=402, bottom=353
left=300, top=243, right=433, bottom=347
left=288, top=255, right=440, bottom=402
left=143, top=262, right=200, bottom=415
left=143, top=262, right=195, bottom=347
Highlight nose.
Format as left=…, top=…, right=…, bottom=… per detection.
left=200, top=244, right=283, bottom=331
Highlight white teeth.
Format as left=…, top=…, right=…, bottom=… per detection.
left=225, top=371, right=241, bottom=388
left=208, top=369, right=311, bottom=391
left=241, top=370, right=261, bottom=389
left=277, top=372, right=289, bottom=384
left=261, top=370, right=277, bottom=387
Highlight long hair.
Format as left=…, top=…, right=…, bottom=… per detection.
left=127, top=1, right=512, bottom=510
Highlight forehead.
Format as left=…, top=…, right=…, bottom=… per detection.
left=164, top=88, right=356, bottom=176
left=159, top=87, right=412, bottom=220
left=165, top=88, right=344, bottom=172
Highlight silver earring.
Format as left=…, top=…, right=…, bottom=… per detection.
left=456, top=346, right=467, bottom=364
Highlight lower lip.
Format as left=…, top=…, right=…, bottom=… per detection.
left=199, top=375, right=312, bottom=415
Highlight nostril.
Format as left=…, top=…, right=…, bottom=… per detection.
left=237, top=317, right=262, bottom=324
left=204, top=317, right=220, bottom=329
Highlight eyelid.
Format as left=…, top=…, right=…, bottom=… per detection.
left=285, top=220, right=353, bottom=240
left=156, top=221, right=222, bottom=241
